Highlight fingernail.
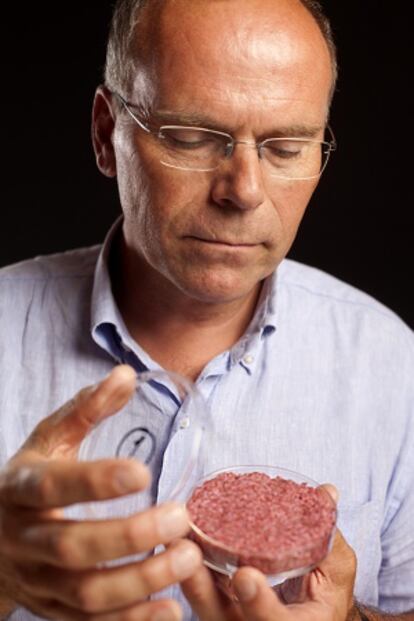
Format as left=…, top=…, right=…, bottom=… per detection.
left=235, top=576, right=258, bottom=602
left=171, top=544, right=201, bottom=578
left=157, top=504, right=188, bottom=540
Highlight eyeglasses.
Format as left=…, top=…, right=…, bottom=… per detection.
left=115, top=92, right=336, bottom=180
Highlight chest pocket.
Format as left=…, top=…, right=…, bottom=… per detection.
left=337, top=500, right=382, bottom=606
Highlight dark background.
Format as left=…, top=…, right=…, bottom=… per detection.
left=2, top=2, right=413, bottom=327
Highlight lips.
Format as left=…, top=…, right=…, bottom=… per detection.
left=187, top=236, right=258, bottom=247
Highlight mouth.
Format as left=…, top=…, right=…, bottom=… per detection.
left=186, top=236, right=259, bottom=249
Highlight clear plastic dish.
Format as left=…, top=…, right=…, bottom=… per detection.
left=186, top=465, right=337, bottom=585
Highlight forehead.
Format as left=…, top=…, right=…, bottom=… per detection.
left=134, top=0, right=332, bottom=129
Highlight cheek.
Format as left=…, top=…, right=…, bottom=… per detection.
left=114, top=135, right=150, bottom=213
left=118, top=149, right=211, bottom=258
left=140, top=167, right=212, bottom=237
left=276, top=180, right=318, bottom=235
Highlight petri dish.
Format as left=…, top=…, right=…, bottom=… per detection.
left=186, top=464, right=337, bottom=585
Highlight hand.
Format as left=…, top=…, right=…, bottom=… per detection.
left=182, top=487, right=357, bottom=621
left=0, top=365, right=202, bottom=621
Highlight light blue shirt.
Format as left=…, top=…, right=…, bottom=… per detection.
left=1, top=220, right=413, bottom=620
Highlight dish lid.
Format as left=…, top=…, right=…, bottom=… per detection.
left=76, top=368, right=206, bottom=519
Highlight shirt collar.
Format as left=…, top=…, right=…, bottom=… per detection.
left=90, top=216, right=123, bottom=337
left=90, top=217, right=150, bottom=368
left=228, top=271, right=278, bottom=373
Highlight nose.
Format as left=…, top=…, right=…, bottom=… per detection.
left=210, top=143, right=266, bottom=212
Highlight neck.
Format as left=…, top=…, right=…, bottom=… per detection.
left=110, top=235, right=262, bottom=380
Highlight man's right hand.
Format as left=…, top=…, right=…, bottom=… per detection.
left=0, top=365, right=202, bottom=621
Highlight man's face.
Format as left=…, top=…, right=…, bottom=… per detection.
left=111, top=0, right=333, bottom=304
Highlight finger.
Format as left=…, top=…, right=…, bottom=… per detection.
left=275, top=574, right=309, bottom=605
left=19, top=540, right=202, bottom=612
left=212, top=572, right=236, bottom=600
left=233, top=567, right=288, bottom=621
left=181, top=564, right=232, bottom=621
left=22, top=365, right=137, bottom=458
left=7, top=502, right=189, bottom=568
left=318, top=483, right=339, bottom=505
left=0, top=457, right=149, bottom=508
left=30, top=596, right=182, bottom=621
left=315, top=528, right=357, bottom=592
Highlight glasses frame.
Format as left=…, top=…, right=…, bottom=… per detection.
left=114, top=92, right=337, bottom=179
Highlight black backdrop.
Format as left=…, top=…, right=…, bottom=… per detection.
left=2, top=2, right=413, bottom=327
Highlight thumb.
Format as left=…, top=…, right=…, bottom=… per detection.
left=319, top=483, right=339, bottom=505
left=21, top=365, right=137, bottom=459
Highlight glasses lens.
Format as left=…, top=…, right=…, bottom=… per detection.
left=155, top=124, right=334, bottom=178
left=159, top=127, right=228, bottom=171
left=262, top=139, right=329, bottom=180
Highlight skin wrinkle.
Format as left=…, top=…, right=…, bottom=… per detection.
left=156, top=1, right=330, bottom=102
left=155, top=74, right=326, bottom=125
left=111, top=0, right=337, bottom=105
left=148, top=39, right=330, bottom=141
left=150, top=108, right=324, bottom=137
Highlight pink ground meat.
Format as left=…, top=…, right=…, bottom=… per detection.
left=187, top=471, right=336, bottom=575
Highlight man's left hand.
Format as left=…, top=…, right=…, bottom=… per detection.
left=181, top=527, right=357, bottom=621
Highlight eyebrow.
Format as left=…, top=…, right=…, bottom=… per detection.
left=153, top=109, right=324, bottom=138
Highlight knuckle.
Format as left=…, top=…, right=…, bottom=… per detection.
left=36, top=472, right=55, bottom=504
left=122, top=516, right=147, bottom=552
left=79, top=468, right=98, bottom=497
left=121, top=519, right=140, bottom=551
left=72, top=387, right=99, bottom=420
left=136, top=560, right=163, bottom=597
left=76, top=386, right=94, bottom=403
left=53, top=397, right=77, bottom=421
left=1, top=463, right=36, bottom=503
left=86, top=390, right=107, bottom=414
left=50, top=529, right=80, bottom=567
left=73, top=576, right=101, bottom=613
left=185, top=573, right=210, bottom=602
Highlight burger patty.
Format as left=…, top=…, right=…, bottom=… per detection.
left=187, top=471, right=336, bottom=574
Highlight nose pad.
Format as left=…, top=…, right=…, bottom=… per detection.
left=224, top=142, right=234, bottom=158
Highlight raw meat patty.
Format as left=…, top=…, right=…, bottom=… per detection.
left=187, top=471, right=336, bottom=574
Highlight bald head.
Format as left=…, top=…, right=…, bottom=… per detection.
left=104, top=0, right=337, bottom=106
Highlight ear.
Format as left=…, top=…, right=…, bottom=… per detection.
left=91, top=85, right=117, bottom=178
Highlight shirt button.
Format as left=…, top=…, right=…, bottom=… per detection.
left=179, top=417, right=190, bottom=429
left=243, top=354, right=254, bottom=364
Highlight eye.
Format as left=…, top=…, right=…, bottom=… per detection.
left=160, top=128, right=219, bottom=150
left=264, top=140, right=306, bottom=160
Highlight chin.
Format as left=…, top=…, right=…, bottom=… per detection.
left=173, top=267, right=268, bottom=304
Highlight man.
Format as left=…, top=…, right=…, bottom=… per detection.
left=0, top=0, right=413, bottom=620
